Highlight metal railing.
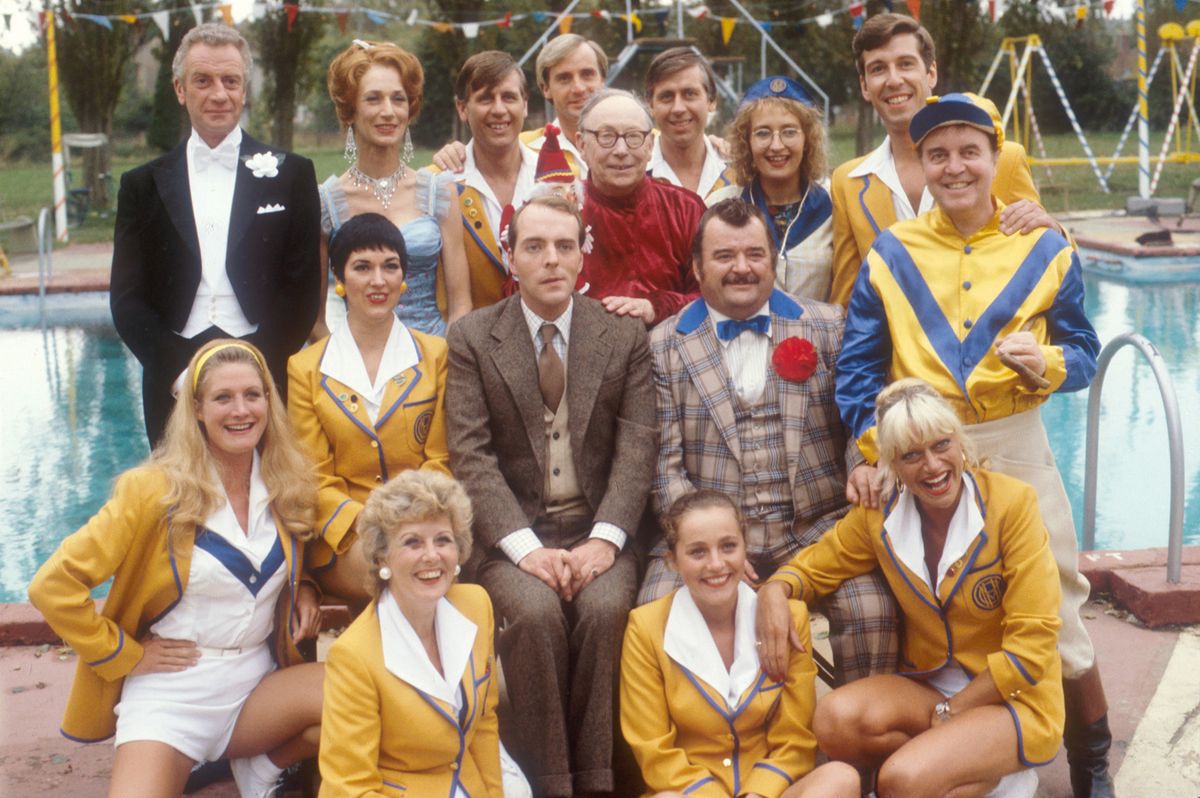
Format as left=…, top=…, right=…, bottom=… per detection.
left=36, top=207, right=54, bottom=302
left=1082, top=333, right=1185, bottom=583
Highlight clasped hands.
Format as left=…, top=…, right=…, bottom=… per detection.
left=518, top=538, right=618, bottom=601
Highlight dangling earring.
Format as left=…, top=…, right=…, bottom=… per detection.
left=334, top=282, right=346, bottom=297
left=402, top=128, right=414, bottom=164
left=453, top=564, right=462, bottom=577
left=378, top=565, right=392, bottom=580
left=398, top=280, right=408, bottom=295
left=344, top=126, right=358, bottom=165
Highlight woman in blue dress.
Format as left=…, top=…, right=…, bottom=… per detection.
left=314, top=39, right=472, bottom=339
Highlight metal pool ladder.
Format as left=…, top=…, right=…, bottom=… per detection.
left=1082, top=333, right=1185, bottom=583
left=36, top=207, right=54, bottom=302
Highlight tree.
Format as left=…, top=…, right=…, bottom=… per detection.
left=147, top=10, right=194, bottom=153
left=250, top=6, right=327, bottom=150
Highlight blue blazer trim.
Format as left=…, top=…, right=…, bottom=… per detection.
left=457, top=183, right=508, bottom=276
left=857, top=175, right=881, bottom=235
left=193, top=529, right=285, bottom=598
left=145, top=542, right=185, bottom=627
left=320, top=375, right=388, bottom=479
left=382, top=780, right=407, bottom=791
left=752, top=761, right=791, bottom=781
left=1005, top=702, right=1057, bottom=767
left=675, top=289, right=802, bottom=335
left=61, top=728, right=114, bottom=744
left=322, top=499, right=353, bottom=539
left=745, top=180, right=833, bottom=252
left=86, top=627, right=124, bottom=667
left=683, top=776, right=715, bottom=794
left=1006, top=650, right=1038, bottom=685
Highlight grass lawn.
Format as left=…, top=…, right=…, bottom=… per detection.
left=1, top=129, right=1195, bottom=248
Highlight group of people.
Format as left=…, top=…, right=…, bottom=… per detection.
left=28, top=12, right=1117, bottom=798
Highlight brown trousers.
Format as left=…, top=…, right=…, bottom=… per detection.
left=478, top=515, right=637, bottom=798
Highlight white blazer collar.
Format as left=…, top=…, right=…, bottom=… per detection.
left=378, top=589, right=478, bottom=709
left=648, top=134, right=726, bottom=195
left=663, top=582, right=761, bottom=710
left=203, top=450, right=276, bottom=562
left=320, top=316, right=418, bottom=404
left=884, top=474, right=985, bottom=594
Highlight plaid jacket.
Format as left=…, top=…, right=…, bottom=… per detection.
left=651, top=289, right=859, bottom=549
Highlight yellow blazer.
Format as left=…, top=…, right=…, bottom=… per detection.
left=27, top=467, right=309, bottom=743
left=454, top=183, right=509, bottom=309
left=829, top=140, right=1039, bottom=307
left=287, top=329, right=449, bottom=572
left=319, top=584, right=503, bottom=798
left=770, top=469, right=1064, bottom=766
left=620, top=593, right=817, bottom=798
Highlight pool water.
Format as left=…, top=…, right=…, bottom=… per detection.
left=1, top=280, right=1197, bottom=603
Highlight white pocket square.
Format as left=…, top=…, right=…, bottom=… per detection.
left=256, top=203, right=285, bottom=215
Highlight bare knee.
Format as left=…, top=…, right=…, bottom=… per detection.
left=814, top=691, right=873, bottom=759
left=299, top=724, right=321, bottom=754
left=877, top=750, right=934, bottom=798
left=784, top=761, right=861, bottom=798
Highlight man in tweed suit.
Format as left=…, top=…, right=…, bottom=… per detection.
left=447, top=194, right=656, bottom=797
left=639, top=197, right=897, bottom=684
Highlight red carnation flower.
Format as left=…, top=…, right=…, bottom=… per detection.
left=772, top=337, right=819, bottom=382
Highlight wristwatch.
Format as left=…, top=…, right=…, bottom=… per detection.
left=934, top=700, right=953, bottom=723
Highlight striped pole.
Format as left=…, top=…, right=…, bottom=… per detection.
left=1104, top=47, right=1166, bottom=182
left=1150, top=34, right=1200, bottom=194
left=1035, top=44, right=1110, bottom=193
left=45, top=10, right=68, bottom=243
left=1136, top=0, right=1151, bottom=198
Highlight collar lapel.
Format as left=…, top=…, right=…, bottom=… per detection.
left=678, top=310, right=742, bottom=462
left=490, top=298, right=547, bottom=472
left=320, top=374, right=382, bottom=446
left=565, top=300, right=611, bottom=447
left=152, top=143, right=201, bottom=260
left=459, top=185, right=507, bottom=276
left=865, top=174, right=896, bottom=233
left=227, top=131, right=262, bottom=258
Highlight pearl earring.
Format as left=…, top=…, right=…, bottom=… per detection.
left=454, top=564, right=462, bottom=577
left=378, top=565, right=392, bottom=580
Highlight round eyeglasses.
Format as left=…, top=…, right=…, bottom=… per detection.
left=583, top=128, right=651, bottom=149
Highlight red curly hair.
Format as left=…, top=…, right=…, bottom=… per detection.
left=327, top=40, right=425, bottom=128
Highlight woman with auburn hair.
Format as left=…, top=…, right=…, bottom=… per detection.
left=709, top=76, right=833, bottom=302
left=757, top=378, right=1064, bottom=798
left=29, top=339, right=324, bottom=798
left=319, top=470, right=511, bottom=797
left=621, top=490, right=860, bottom=798
left=313, top=39, right=471, bottom=339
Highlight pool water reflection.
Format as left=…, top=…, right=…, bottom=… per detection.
left=0, top=277, right=1197, bottom=603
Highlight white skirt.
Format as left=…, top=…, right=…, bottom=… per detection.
left=114, top=643, right=275, bottom=763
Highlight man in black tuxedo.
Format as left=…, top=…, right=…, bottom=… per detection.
left=110, top=23, right=321, bottom=445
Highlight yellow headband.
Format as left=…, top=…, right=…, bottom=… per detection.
left=191, top=342, right=268, bottom=393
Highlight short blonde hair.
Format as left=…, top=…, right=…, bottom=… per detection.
left=358, top=470, right=474, bottom=599
left=875, top=378, right=978, bottom=477
left=726, top=97, right=827, bottom=191
left=327, top=40, right=425, bottom=128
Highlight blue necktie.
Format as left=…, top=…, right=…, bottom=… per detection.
left=715, top=315, right=769, bottom=341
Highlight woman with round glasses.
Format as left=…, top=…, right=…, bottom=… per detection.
left=709, top=76, right=833, bottom=302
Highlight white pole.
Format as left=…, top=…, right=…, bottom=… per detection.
left=1136, top=0, right=1151, bottom=199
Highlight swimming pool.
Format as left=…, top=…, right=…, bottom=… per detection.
left=1, top=281, right=1197, bottom=603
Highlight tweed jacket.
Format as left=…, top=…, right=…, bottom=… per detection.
left=828, top=139, right=1039, bottom=307
left=287, top=326, right=450, bottom=572
left=446, top=294, right=657, bottom=549
left=27, top=467, right=309, bottom=743
left=651, top=289, right=858, bottom=549
left=319, top=584, right=503, bottom=798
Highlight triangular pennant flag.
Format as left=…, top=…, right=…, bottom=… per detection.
left=78, top=14, right=114, bottom=30
left=219, top=4, right=233, bottom=25
left=462, top=22, right=479, bottom=38
left=1175, top=0, right=1185, bottom=11
left=191, top=4, right=203, bottom=25
left=497, top=11, right=512, bottom=27
left=118, top=15, right=137, bottom=24
left=759, top=20, right=772, bottom=32
left=1075, top=4, right=1087, bottom=28
left=432, top=21, right=453, bottom=33
left=252, top=3, right=267, bottom=21
left=406, top=8, right=418, bottom=25
left=558, top=14, right=573, bottom=34
left=883, top=0, right=894, bottom=10
left=60, top=10, right=74, bottom=26
left=686, top=5, right=709, bottom=19
left=720, top=16, right=736, bottom=44
left=816, top=12, right=833, bottom=27
left=988, top=0, right=996, bottom=22
left=628, top=12, right=642, bottom=32
left=37, top=10, right=49, bottom=33
left=365, top=9, right=386, bottom=24
left=336, top=10, right=348, bottom=32
left=906, top=0, right=920, bottom=22
left=2, top=13, right=10, bottom=30
left=151, top=8, right=169, bottom=34
left=1102, top=0, right=1113, bottom=15
left=284, top=4, right=298, bottom=31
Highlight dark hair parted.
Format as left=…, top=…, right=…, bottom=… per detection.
left=456, top=50, right=528, bottom=103
left=660, top=489, right=745, bottom=550
left=327, top=40, right=424, bottom=128
left=328, top=212, right=408, bottom=282
left=852, top=13, right=936, bottom=76
left=644, top=47, right=717, bottom=102
left=725, top=97, right=827, bottom=192
left=506, top=194, right=586, bottom=251
left=691, top=198, right=777, bottom=272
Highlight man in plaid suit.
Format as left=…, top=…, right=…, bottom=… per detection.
left=639, top=197, right=897, bottom=683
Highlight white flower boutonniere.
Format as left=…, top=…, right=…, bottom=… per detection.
left=244, top=151, right=281, bottom=178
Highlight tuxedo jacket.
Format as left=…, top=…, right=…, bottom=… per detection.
left=445, top=294, right=657, bottom=550
left=828, top=140, right=1039, bottom=307
left=110, top=131, right=321, bottom=414
left=651, top=290, right=858, bottom=549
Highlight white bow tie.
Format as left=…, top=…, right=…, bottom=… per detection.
left=194, top=142, right=238, bottom=173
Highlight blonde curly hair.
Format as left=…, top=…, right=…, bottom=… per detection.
left=726, top=97, right=827, bottom=192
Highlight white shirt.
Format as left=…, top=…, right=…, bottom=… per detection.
left=319, top=316, right=419, bottom=424
left=648, top=134, right=727, bottom=198
left=180, top=127, right=257, bottom=339
left=847, top=135, right=934, bottom=223
left=664, top=582, right=761, bottom=709
left=708, top=301, right=771, bottom=405
left=151, top=451, right=285, bottom=650
left=495, top=298, right=627, bottom=564
left=458, top=141, right=539, bottom=237
left=883, top=471, right=985, bottom=595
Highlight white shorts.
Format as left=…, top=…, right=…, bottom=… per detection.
left=114, top=643, right=274, bottom=763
